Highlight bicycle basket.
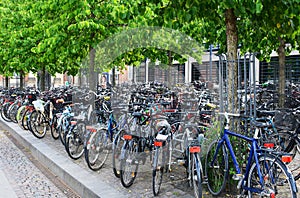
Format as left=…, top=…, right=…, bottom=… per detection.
left=32, top=99, right=45, bottom=112
left=274, top=110, right=297, bottom=131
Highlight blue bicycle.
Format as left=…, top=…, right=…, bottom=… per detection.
left=205, top=112, right=297, bottom=197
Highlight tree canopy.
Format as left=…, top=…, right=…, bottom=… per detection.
left=0, top=0, right=299, bottom=95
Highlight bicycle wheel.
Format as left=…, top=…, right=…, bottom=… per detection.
left=277, top=131, right=297, bottom=154
left=29, top=110, right=48, bottom=139
left=112, top=129, right=125, bottom=178
left=247, top=153, right=297, bottom=198
left=1, top=102, right=12, bottom=122
left=50, top=115, right=59, bottom=140
left=191, top=153, right=202, bottom=198
left=58, top=117, right=70, bottom=146
left=22, top=109, right=31, bottom=130
left=84, top=129, right=109, bottom=171
left=9, top=104, right=19, bottom=123
left=152, top=147, right=164, bottom=196
left=65, top=122, right=86, bottom=160
left=205, top=139, right=228, bottom=196
left=120, top=139, right=139, bottom=188
left=17, top=106, right=26, bottom=129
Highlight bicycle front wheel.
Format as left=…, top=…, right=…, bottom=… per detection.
left=205, top=139, right=228, bottom=196
left=191, top=153, right=202, bottom=198
left=65, top=122, right=86, bottom=160
left=29, top=110, right=48, bottom=139
left=247, top=153, right=297, bottom=198
left=112, top=129, right=125, bottom=178
left=50, top=115, right=59, bottom=140
left=84, top=129, right=109, bottom=171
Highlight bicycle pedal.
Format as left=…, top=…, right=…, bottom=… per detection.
left=232, top=173, right=243, bottom=181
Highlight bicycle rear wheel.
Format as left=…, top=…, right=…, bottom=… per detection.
left=247, top=153, right=297, bottom=198
left=191, top=153, right=202, bottom=198
left=205, top=139, right=228, bottom=196
left=152, top=147, right=164, bottom=196
left=120, top=140, right=139, bottom=188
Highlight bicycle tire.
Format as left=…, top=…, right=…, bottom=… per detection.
left=205, top=139, right=228, bottom=196
left=277, top=131, right=297, bottom=154
left=58, top=125, right=66, bottom=145
left=247, top=153, right=297, bottom=198
left=84, top=129, right=109, bottom=171
left=120, top=139, right=139, bottom=188
left=50, top=115, right=59, bottom=140
left=58, top=116, right=71, bottom=146
left=17, top=106, right=26, bottom=129
left=112, top=129, right=125, bottom=178
left=29, top=110, right=47, bottom=139
left=1, top=103, right=12, bottom=122
left=65, top=122, right=86, bottom=160
left=9, top=104, right=19, bottom=123
left=152, top=147, right=164, bottom=196
left=191, top=153, right=202, bottom=198
left=22, top=109, right=31, bottom=130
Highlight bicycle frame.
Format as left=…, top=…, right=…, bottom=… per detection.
left=211, top=128, right=266, bottom=193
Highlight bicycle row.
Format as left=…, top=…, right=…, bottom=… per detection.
left=0, top=83, right=299, bottom=197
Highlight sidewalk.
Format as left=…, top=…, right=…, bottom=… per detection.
left=0, top=170, right=18, bottom=198
left=0, top=119, right=127, bottom=198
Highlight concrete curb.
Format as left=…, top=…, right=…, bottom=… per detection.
left=0, top=120, right=126, bottom=198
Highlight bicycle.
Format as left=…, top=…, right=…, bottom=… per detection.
left=152, top=110, right=203, bottom=198
left=205, top=112, right=297, bottom=197
left=119, top=104, right=154, bottom=188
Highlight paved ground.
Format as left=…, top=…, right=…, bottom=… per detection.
left=0, top=129, right=79, bottom=198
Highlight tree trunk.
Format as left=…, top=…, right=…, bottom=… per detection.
left=277, top=37, right=286, bottom=108
left=5, top=76, right=9, bottom=88
left=168, top=50, right=173, bottom=88
left=112, top=67, right=116, bottom=87
left=19, top=71, right=24, bottom=90
left=225, top=8, right=238, bottom=113
left=89, top=47, right=96, bottom=91
left=40, top=67, right=46, bottom=91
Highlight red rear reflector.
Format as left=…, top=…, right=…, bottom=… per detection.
left=282, top=155, right=292, bottom=163
left=86, top=126, right=96, bottom=132
left=71, top=121, right=77, bottom=125
left=28, top=95, right=32, bottom=99
left=154, top=141, right=163, bottom=147
left=123, top=135, right=132, bottom=140
left=264, top=143, right=275, bottom=148
left=163, top=109, right=176, bottom=113
left=270, top=193, right=275, bottom=198
left=189, top=146, right=201, bottom=153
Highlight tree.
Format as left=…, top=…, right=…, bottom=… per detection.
left=240, top=0, right=300, bottom=108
